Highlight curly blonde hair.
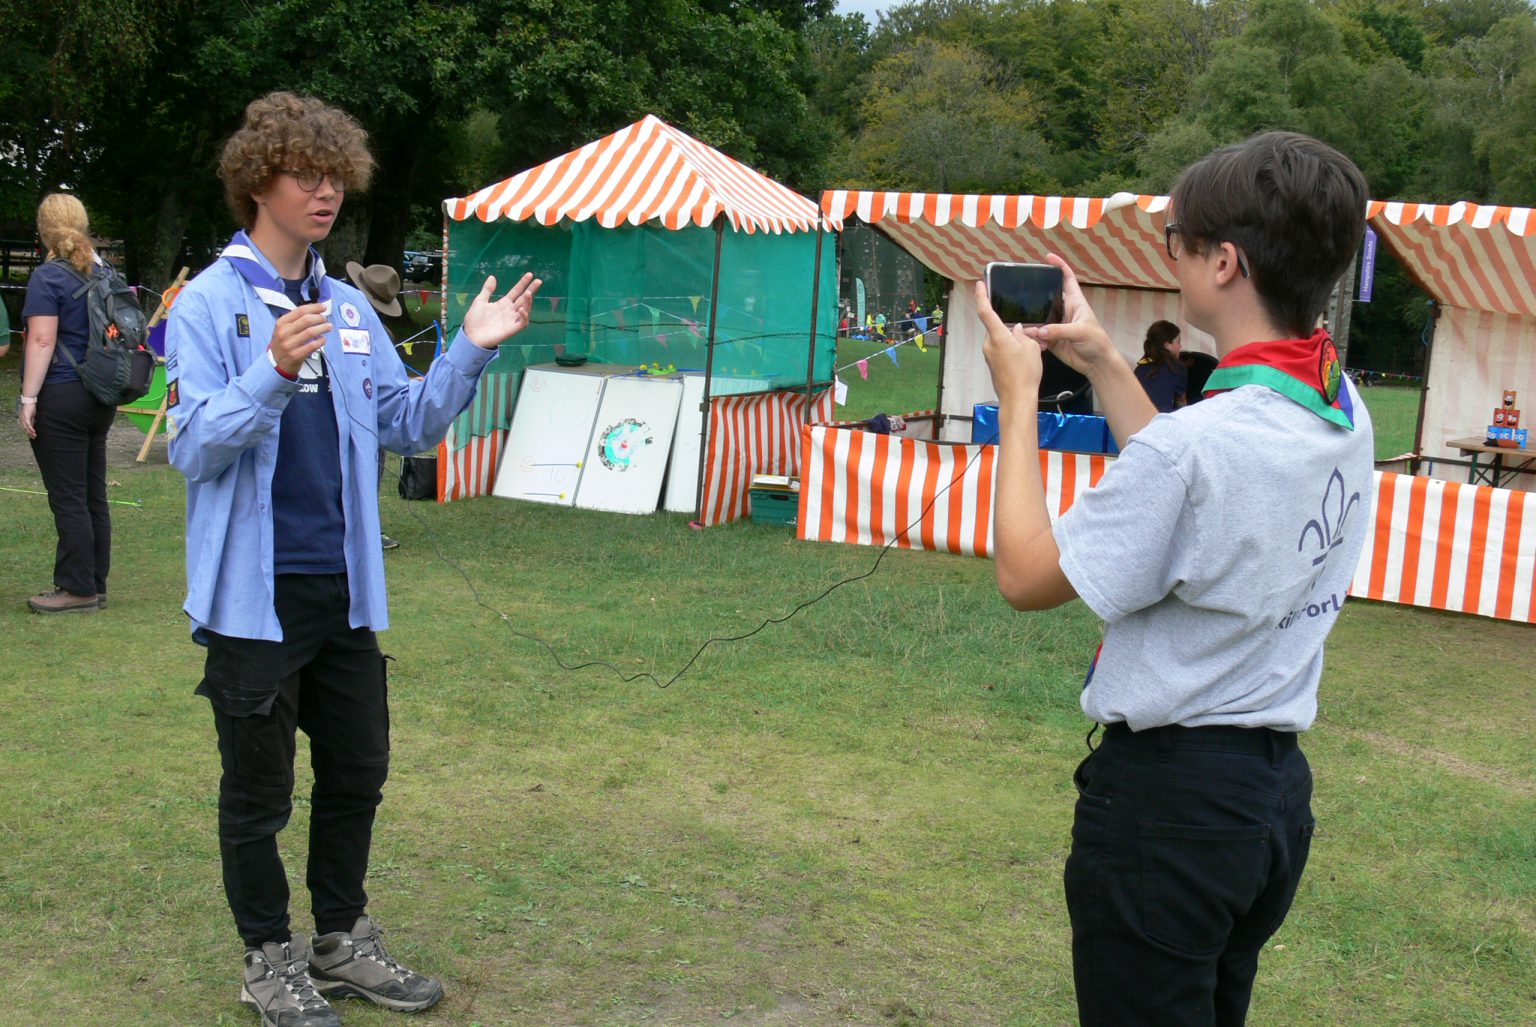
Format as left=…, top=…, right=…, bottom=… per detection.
left=218, top=91, right=375, bottom=228
left=37, top=193, right=96, bottom=275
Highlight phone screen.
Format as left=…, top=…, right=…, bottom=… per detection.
left=986, top=262, right=1065, bottom=327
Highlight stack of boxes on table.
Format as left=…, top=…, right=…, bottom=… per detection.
left=1486, top=388, right=1528, bottom=449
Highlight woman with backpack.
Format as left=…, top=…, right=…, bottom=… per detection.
left=16, top=193, right=115, bottom=613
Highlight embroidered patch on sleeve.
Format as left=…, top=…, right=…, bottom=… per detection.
left=236, top=314, right=250, bottom=338
left=167, top=378, right=179, bottom=408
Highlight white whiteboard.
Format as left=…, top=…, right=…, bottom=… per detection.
left=663, top=374, right=707, bottom=513
left=574, top=376, right=683, bottom=514
left=491, top=368, right=604, bottom=505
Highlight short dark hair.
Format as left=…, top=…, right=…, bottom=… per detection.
left=1169, top=132, right=1367, bottom=337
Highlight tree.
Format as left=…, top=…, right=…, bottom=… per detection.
left=838, top=36, right=1052, bottom=192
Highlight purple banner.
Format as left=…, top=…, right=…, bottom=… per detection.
left=1358, top=226, right=1377, bottom=303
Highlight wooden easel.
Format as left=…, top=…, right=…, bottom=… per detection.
left=126, top=266, right=189, bottom=463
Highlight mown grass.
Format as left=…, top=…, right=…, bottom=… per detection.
left=0, top=347, right=1529, bottom=1025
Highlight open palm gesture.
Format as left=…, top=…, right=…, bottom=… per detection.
left=463, top=272, right=543, bottom=350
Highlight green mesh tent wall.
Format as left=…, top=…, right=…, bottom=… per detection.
left=439, top=116, right=837, bottom=494
left=443, top=218, right=837, bottom=414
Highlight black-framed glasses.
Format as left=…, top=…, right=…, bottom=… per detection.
left=1164, top=220, right=1249, bottom=278
left=281, top=168, right=346, bottom=193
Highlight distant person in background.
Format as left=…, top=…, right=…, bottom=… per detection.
left=16, top=193, right=116, bottom=614
left=346, top=261, right=408, bottom=551
left=1, top=292, right=12, bottom=357
left=1133, top=319, right=1188, bottom=413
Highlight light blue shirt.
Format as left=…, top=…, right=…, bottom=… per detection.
left=166, top=255, right=495, bottom=641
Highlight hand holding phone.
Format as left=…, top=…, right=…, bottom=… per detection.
left=985, top=262, right=1065, bottom=327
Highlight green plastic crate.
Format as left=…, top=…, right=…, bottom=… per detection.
left=749, top=488, right=798, bottom=527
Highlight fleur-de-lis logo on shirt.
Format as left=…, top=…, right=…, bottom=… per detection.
left=1298, top=468, right=1360, bottom=567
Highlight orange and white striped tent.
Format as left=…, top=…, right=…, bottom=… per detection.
left=821, top=190, right=1200, bottom=442
left=446, top=114, right=820, bottom=234
left=806, top=188, right=1534, bottom=622
left=823, top=189, right=1536, bottom=484
left=821, top=190, right=1174, bottom=288
left=1366, top=201, right=1536, bottom=484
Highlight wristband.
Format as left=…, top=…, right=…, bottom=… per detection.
left=18, top=395, right=37, bottom=405
left=267, top=348, right=298, bottom=381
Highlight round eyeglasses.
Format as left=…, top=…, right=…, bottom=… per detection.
left=281, top=169, right=346, bottom=193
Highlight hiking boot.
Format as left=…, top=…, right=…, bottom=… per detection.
left=309, top=915, right=444, bottom=1012
left=97, top=594, right=107, bottom=609
left=240, top=936, right=341, bottom=1027
left=380, top=533, right=400, bottom=550
left=27, top=588, right=99, bottom=614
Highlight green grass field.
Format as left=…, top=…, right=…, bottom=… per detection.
left=0, top=346, right=1529, bottom=1025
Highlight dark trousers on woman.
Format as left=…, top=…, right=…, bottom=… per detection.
left=1064, top=722, right=1315, bottom=1027
left=197, top=573, right=391, bottom=949
left=29, top=379, right=114, bottom=596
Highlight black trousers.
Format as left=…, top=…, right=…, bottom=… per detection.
left=198, top=573, right=390, bottom=948
left=28, top=379, right=115, bottom=596
left=1064, top=722, right=1315, bottom=1027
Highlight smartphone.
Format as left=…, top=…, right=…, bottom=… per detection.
left=985, top=261, right=1064, bottom=327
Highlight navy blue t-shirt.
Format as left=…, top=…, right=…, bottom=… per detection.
left=21, top=259, right=92, bottom=384
left=1135, top=359, right=1188, bottom=415
left=270, top=277, right=347, bottom=574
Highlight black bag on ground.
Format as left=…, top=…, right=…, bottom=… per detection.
left=53, top=258, right=154, bottom=406
left=398, top=454, right=438, bottom=500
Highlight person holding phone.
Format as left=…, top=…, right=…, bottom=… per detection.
left=167, top=91, right=541, bottom=1027
left=976, top=131, right=1373, bottom=1026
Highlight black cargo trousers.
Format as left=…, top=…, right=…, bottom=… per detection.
left=1064, top=721, right=1315, bottom=1027
left=197, top=572, right=391, bottom=949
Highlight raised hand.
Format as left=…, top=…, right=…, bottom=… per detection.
left=462, top=272, right=543, bottom=350
left=1018, top=254, right=1116, bottom=375
left=975, top=279, right=1043, bottom=409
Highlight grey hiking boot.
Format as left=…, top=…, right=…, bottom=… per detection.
left=309, top=915, right=444, bottom=1012
left=240, top=936, right=341, bottom=1027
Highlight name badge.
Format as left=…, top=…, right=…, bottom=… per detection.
left=340, top=328, right=371, bottom=355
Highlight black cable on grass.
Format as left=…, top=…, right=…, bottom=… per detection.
left=390, top=443, right=986, bottom=690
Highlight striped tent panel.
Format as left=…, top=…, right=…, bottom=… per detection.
left=446, top=115, right=819, bottom=234
left=1368, top=201, right=1536, bottom=318
left=437, top=427, right=507, bottom=503
left=699, top=388, right=835, bottom=525
left=1417, top=307, right=1536, bottom=491
left=796, top=425, right=1108, bottom=557
left=435, top=372, right=521, bottom=502
left=1351, top=471, right=1535, bottom=622
left=822, top=190, right=1175, bottom=287
left=799, top=431, right=1534, bottom=624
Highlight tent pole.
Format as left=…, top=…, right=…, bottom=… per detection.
left=804, top=215, right=826, bottom=422
left=1410, top=300, right=1439, bottom=476
left=693, top=218, right=727, bottom=521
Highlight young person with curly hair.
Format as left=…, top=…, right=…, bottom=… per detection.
left=167, top=91, right=542, bottom=1027
left=17, top=193, right=116, bottom=613
left=977, top=131, right=1373, bottom=1026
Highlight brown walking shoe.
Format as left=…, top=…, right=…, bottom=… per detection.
left=27, top=588, right=99, bottom=614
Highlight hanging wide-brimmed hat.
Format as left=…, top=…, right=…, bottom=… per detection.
left=346, top=260, right=402, bottom=317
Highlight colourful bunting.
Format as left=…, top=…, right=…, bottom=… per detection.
left=885, top=346, right=900, bottom=367
left=857, top=359, right=869, bottom=380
